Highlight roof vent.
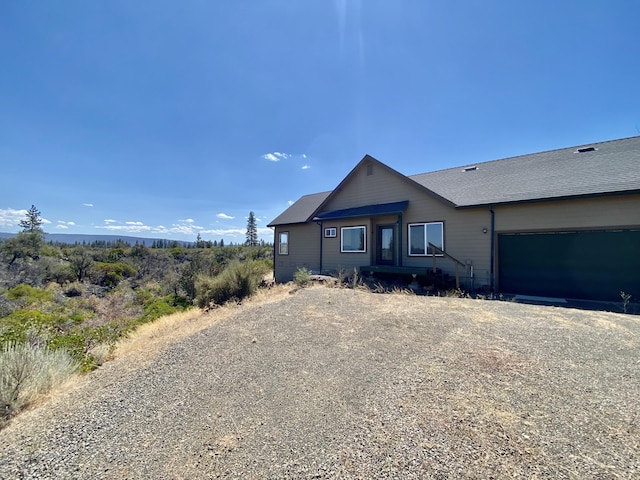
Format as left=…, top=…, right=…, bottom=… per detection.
left=463, top=166, right=478, bottom=172
left=576, top=146, right=596, bottom=153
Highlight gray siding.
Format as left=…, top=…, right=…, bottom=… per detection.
left=320, top=218, right=374, bottom=274
left=493, top=194, right=640, bottom=232
left=493, top=194, right=640, bottom=292
left=318, top=162, right=493, bottom=289
left=273, top=224, right=321, bottom=282
left=273, top=161, right=640, bottom=291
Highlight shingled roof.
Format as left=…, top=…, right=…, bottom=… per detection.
left=410, top=136, right=640, bottom=207
left=268, top=191, right=331, bottom=226
left=269, top=136, right=640, bottom=226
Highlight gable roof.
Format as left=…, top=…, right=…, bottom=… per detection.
left=410, top=136, right=640, bottom=207
left=267, top=191, right=331, bottom=227
left=269, top=136, right=640, bottom=226
left=315, top=155, right=455, bottom=212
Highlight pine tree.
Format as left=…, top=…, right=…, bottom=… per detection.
left=246, top=211, right=258, bottom=246
left=19, top=205, right=44, bottom=233
left=3, top=205, right=45, bottom=264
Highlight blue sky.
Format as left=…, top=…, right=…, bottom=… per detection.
left=1, top=1, right=639, bottom=243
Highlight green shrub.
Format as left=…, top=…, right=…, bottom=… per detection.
left=293, top=267, right=312, bottom=287
left=1, top=342, right=77, bottom=424
left=0, top=310, right=58, bottom=344
left=131, top=291, right=190, bottom=323
left=47, top=326, right=117, bottom=372
left=93, top=262, right=137, bottom=287
left=194, top=260, right=266, bottom=308
left=45, top=262, right=76, bottom=285
left=64, top=282, right=84, bottom=297
left=6, top=284, right=53, bottom=305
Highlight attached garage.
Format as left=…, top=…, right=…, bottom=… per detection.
left=498, top=230, right=640, bottom=301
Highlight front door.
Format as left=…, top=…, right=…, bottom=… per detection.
left=377, top=225, right=395, bottom=265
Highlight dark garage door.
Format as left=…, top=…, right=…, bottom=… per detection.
left=498, top=230, right=640, bottom=301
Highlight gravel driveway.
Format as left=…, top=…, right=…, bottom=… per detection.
left=1, top=286, right=639, bottom=479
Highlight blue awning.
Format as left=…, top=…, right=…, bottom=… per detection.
left=313, top=200, right=409, bottom=221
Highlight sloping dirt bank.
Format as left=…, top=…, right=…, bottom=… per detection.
left=1, top=287, right=639, bottom=479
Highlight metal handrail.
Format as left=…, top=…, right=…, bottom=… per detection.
left=428, top=242, right=466, bottom=288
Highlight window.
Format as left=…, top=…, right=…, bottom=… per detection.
left=408, top=222, right=443, bottom=256
left=341, top=226, right=366, bottom=252
left=324, top=227, right=337, bottom=238
left=278, top=232, right=289, bottom=255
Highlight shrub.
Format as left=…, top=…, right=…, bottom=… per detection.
left=141, top=298, right=177, bottom=320
left=93, top=262, right=137, bottom=287
left=47, top=326, right=117, bottom=371
left=45, top=262, right=76, bottom=285
left=1, top=342, right=77, bottom=424
left=64, top=282, right=84, bottom=297
left=620, top=291, right=632, bottom=314
left=6, top=284, right=53, bottom=305
left=195, top=260, right=266, bottom=308
left=0, top=310, right=58, bottom=344
left=293, top=267, right=312, bottom=287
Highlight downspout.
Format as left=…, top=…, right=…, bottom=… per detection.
left=269, top=226, right=276, bottom=281
left=397, top=213, right=403, bottom=266
left=489, top=205, right=495, bottom=292
left=316, top=221, right=323, bottom=275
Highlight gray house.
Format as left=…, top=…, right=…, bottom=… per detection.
left=268, top=136, right=640, bottom=301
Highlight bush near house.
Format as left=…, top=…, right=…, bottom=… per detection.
left=194, top=259, right=270, bottom=308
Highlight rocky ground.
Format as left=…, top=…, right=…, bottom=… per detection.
left=1, top=286, right=639, bottom=479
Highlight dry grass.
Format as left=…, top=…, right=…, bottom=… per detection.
left=113, top=283, right=293, bottom=366
left=0, top=343, right=79, bottom=426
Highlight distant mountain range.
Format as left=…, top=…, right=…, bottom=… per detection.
left=0, top=232, right=193, bottom=247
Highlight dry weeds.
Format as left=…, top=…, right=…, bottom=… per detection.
left=113, top=283, right=293, bottom=367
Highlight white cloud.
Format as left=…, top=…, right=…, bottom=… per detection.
left=263, top=153, right=280, bottom=162
left=97, top=218, right=210, bottom=237
left=287, top=200, right=294, bottom=205
left=301, top=164, right=311, bottom=170
left=104, top=219, right=117, bottom=224
left=302, top=154, right=307, bottom=159
left=83, top=203, right=94, bottom=207
left=200, top=228, right=245, bottom=237
left=168, top=224, right=197, bottom=235
left=216, top=213, right=234, bottom=220
left=57, top=221, right=76, bottom=228
left=262, top=151, right=291, bottom=162
left=99, top=224, right=153, bottom=233
left=0, top=208, right=27, bottom=227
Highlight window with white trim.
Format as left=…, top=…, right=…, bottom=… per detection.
left=408, top=222, right=443, bottom=256
left=341, top=226, right=366, bottom=252
left=324, top=227, right=336, bottom=238
left=278, top=232, right=289, bottom=255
